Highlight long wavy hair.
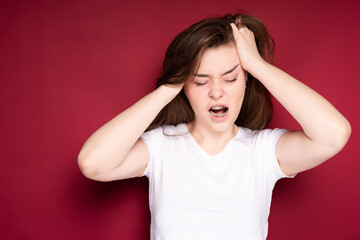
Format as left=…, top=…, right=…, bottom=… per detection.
left=147, top=13, right=274, bottom=131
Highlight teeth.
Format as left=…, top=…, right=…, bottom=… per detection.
left=210, top=111, right=226, bottom=117
left=210, top=106, right=225, bottom=110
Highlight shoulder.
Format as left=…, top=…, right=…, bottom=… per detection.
left=142, top=123, right=188, bottom=140
left=255, top=128, right=288, bottom=141
left=235, top=126, right=288, bottom=146
left=162, top=123, right=189, bottom=136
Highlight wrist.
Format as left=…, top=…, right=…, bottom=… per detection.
left=245, top=57, right=269, bottom=78
left=157, top=84, right=183, bottom=100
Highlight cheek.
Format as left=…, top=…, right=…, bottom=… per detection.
left=184, top=85, right=197, bottom=108
left=185, top=82, right=199, bottom=98
left=184, top=86, right=207, bottom=112
left=229, top=82, right=246, bottom=97
left=184, top=85, right=192, bottom=102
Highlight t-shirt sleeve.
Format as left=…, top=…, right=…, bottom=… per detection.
left=139, top=127, right=163, bottom=178
left=256, top=128, right=297, bottom=181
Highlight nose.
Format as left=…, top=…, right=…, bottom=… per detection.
left=208, top=81, right=224, bottom=99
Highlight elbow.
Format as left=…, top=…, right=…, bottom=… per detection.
left=331, top=120, right=351, bottom=151
left=77, top=152, right=96, bottom=180
left=77, top=152, right=109, bottom=182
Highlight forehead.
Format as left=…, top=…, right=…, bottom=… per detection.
left=196, top=43, right=239, bottom=75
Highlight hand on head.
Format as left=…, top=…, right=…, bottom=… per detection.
left=230, top=23, right=264, bottom=72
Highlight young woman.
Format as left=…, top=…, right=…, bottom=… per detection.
left=78, top=13, right=351, bottom=239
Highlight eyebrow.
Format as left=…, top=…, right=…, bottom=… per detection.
left=194, top=64, right=239, bottom=78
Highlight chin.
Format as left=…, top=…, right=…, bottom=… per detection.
left=207, top=118, right=236, bottom=133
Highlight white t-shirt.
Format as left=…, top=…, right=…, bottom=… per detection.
left=140, top=123, right=296, bottom=240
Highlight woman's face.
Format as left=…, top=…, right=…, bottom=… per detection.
left=184, top=43, right=247, bottom=132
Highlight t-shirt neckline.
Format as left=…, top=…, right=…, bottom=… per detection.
left=181, top=123, right=242, bottom=160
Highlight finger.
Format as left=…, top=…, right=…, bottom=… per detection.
left=230, top=22, right=246, bottom=30
left=230, top=23, right=238, bottom=31
left=230, top=23, right=249, bottom=37
left=229, top=23, right=243, bottom=64
left=230, top=23, right=240, bottom=38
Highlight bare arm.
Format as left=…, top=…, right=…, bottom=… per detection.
left=231, top=23, right=351, bottom=176
left=78, top=84, right=182, bottom=181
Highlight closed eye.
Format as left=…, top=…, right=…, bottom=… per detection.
left=225, top=78, right=237, bottom=82
left=194, top=81, right=207, bottom=86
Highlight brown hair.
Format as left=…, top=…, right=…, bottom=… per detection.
left=147, top=13, right=274, bottom=131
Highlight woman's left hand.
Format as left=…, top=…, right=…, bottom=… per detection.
left=230, top=23, right=264, bottom=72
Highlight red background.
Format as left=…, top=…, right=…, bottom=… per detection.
left=1, top=0, right=359, bottom=239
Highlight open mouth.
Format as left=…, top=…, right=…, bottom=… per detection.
left=209, top=106, right=228, bottom=117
